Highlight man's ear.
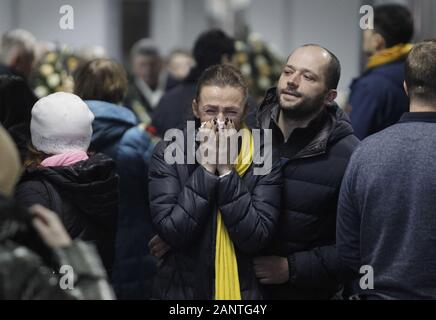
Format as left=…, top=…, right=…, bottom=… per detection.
left=324, top=90, right=338, bottom=105
left=374, top=33, right=386, bottom=51
left=403, top=81, right=409, bottom=96
left=192, top=99, right=200, bottom=118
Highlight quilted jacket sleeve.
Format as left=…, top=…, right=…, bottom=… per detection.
left=216, top=157, right=282, bottom=254
left=148, top=141, right=219, bottom=249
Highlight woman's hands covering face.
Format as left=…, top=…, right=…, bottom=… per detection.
left=197, top=118, right=238, bottom=175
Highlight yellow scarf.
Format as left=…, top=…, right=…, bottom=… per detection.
left=214, top=124, right=254, bottom=300
left=366, top=43, right=413, bottom=70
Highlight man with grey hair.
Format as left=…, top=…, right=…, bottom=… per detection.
left=124, top=39, right=168, bottom=124
left=0, top=29, right=36, bottom=80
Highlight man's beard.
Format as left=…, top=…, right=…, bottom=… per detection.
left=277, top=88, right=326, bottom=120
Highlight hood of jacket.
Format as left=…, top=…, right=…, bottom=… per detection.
left=87, top=100, right=138, bottom=151
left=21, top=153, right=118, bottom=219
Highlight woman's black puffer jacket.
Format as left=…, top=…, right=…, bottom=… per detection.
left=149, top=132, right=282, bottom=300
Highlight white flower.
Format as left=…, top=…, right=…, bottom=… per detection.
left=47, top=74, right=61, bottom=88
left=255, top=55, right=267, bottom=67
left=63, top=76, right=74, bottom=93
left=34, top=86, right=49, bottom=98
left=235, top=41, right=246, bottom=51
left=258, top=77, right=271, bottom=90
left=40, top=64, right=54, bottom=77
left=241, top=63, right=252, bottom=76
left=248, top=33, right=262, bottom=43
left=45, top=52, right=57, bottom=63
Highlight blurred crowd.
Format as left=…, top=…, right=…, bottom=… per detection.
left=1, top=3, right=436, bottom=300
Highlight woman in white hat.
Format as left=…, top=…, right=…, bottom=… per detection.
left=15, top=92, right=119, bottom=277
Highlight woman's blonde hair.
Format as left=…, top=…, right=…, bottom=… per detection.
left=23, top=144, right=49, bottom=169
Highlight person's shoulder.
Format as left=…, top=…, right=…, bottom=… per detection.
left=87, top=100, right=138, bottom=125
left=353, top=71, right=392, bottom=91
left=364, top=123, right=403, bottom=143
left=148, top=138, right=180, bottom=174
left=117, top=126, right=158, bottom=163
left=76, top=154, right=117, bottom=179
left=332, top=133, right=360, bottom=155
left=120, top=125, right=154, bottom=147
left=152, top=138, right=173, bottom=157
left=356, top=62, right=404, bottom=87
left=374, top=60, right=405, bottom=74
left=16, top=174, right=48, bottom=194
left=350, top=125, right=401, bottom=161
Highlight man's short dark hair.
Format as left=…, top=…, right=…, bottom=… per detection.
left=300, top=44, right=341, bottom=90
left=374, top=4, right=414, bottom=48
left=193, top=29, right=235, bottom=70
left=405, top=40, right=436, bottom=103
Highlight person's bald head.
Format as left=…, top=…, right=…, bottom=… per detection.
left=287, top=44, right=341, bottom=91
left=277, top=45, right=340, bottom=118
left=0, top=125, right=21, bottom=197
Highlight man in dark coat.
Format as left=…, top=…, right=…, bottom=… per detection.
left=148, top=65, right=282, bottom=299
left=253, top=45, right=359, bottom=299
left=347, top=4, right=414, bottom=140
left=337, top=40, right=436, bottom=300
left=123, top=41, right=167, bottom=125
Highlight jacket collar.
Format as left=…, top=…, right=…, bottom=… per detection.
left=399, top=112, right=436, bottom=124
left=292, top=111, right=333, bottom=159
